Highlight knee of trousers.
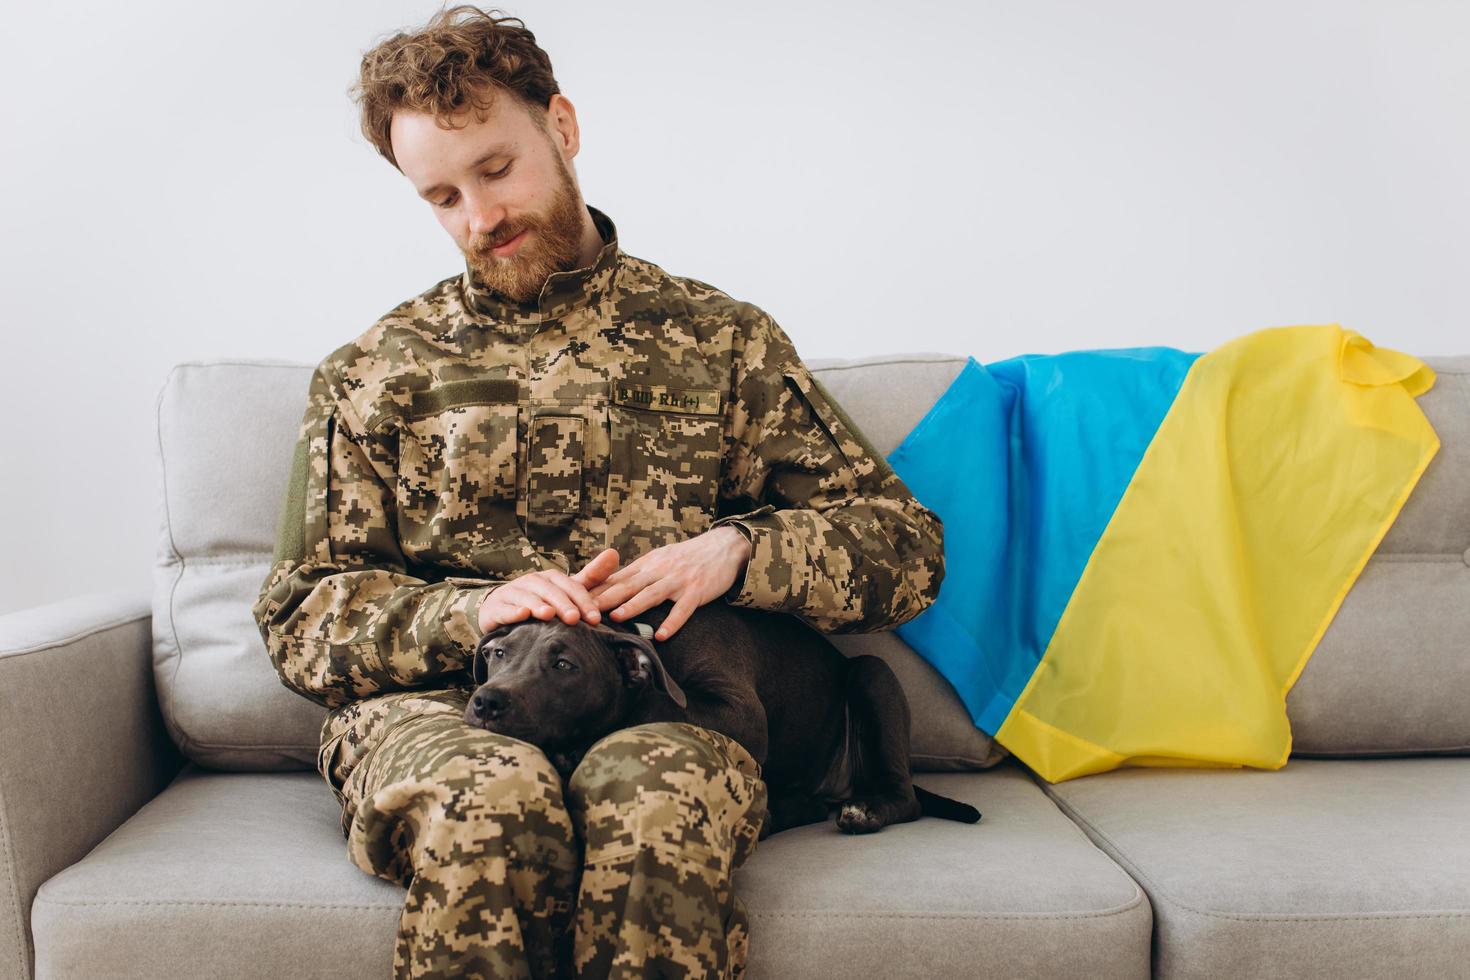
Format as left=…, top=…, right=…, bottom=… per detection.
left=352, top=723, right=581, bottom=877
left=565, top=722, right=767, bottom=860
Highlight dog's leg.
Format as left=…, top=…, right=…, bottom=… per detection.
left=835, top=655, right=922, bottom=834
left=761, top=790, right=830, bottom=839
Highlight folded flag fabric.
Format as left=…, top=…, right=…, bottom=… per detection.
left=889, top=325, right=1439, bottom=783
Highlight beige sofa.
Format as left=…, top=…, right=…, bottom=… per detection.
left=3, top=351, right=1467, bottom=980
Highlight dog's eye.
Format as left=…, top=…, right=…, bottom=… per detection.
left=553, top=658, right=575, bottom=671
left=493, top=648, right=505, bottom=659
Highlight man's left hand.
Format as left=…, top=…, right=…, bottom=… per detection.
left=588, top=526, right=752, bottom=641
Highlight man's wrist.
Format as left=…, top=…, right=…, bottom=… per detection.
left=729, top=524, right=753, bottom=562
left=446, top=582, right=497, bottom=651
left=721, top=524, right=755, bottom=601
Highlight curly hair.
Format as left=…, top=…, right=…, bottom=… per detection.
left=349, top=5, right=561, bottom=170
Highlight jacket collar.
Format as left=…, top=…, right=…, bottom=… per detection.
left=460, top=205, right=621, bottom=324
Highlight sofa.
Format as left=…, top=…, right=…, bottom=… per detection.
left=3, top=349, right=1467, bottom=980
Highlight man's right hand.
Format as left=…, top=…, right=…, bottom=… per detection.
left=476, top=548, right=622, bottom=635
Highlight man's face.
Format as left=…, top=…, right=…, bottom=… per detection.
left=392, top=92, right=590, bottom=304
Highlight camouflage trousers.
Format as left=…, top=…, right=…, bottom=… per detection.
left=317, top=685, right=768, bottom=979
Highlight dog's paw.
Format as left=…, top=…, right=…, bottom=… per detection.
left=835, top=801, right=885, bottom=834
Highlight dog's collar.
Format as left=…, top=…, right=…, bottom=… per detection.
left=606, top=619, right=657, bottom=641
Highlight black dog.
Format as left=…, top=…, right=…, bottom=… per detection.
left=462, top=600, right=980, bottom=836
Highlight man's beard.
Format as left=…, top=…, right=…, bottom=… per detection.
left=465, top=151, right=587, bottom=305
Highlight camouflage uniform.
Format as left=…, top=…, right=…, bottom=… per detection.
left=253, top=206, right=945, bottom=978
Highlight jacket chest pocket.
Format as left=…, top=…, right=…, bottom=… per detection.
left=606, top=389, right=725, bottom=556
left=396, top=381, right=520, bottom=560
left=526, top=413, right=586, bottom=525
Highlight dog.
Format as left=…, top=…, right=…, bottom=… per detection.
left=461, top=599, right=981, bottom=836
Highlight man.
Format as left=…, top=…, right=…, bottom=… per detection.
left=252, top=6, right=944, bottom=979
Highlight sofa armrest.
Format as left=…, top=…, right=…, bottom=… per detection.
left=0, top=590, right=185, bottom=980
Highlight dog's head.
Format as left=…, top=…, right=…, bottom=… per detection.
left=461, top=615, right=687, bottom=751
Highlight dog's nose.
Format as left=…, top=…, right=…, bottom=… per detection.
left=471, top=689, right=508, bottom=720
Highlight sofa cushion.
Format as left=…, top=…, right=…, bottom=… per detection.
left=152, top=361, right=320, bottom=770
left=737, top=763, right=1150, bottom=978
left=30, top=760, right=1151, bottom=980
left=150, top=355, right=1007, bottom=772
left=1286, top=356, right=1470, bottom=757
left=30, top=767, right=404, bottom=980
left=1036, top=757, right=1470, bottom=979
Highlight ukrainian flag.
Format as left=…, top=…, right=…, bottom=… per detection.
left=889, top=325, right=1439, bottom=783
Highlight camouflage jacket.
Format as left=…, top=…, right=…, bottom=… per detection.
left=252, top=206, right=945, bottom=709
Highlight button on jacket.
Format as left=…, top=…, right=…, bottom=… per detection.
left=253, top=206, right=946, bottom=710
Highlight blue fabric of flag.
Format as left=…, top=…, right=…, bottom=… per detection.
left=890, top=347, right=1202, bottom=736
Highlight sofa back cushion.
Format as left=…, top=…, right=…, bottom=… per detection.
left=151, top=353, right=1469, bottom=772
left=152, top=361, right=318, bottom=769
left=1284, top=355, right=1470, bottom=756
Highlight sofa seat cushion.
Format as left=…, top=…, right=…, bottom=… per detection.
left=737, top=764, right=1150, bottom=979
left=30, top=767, right=405, bottom=979
left=1036, top=757, right=1470, bottom=980
left=31, top=760, right=1150, bottom=980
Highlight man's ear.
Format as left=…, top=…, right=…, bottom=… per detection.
left=599, top=628, right=688, bottom=709
left=545, top=93, right=581, bottom=160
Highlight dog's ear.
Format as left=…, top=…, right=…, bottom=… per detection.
left=600, top=629, right=688, bottom=709
left=472, top=622, right=522, bottom=687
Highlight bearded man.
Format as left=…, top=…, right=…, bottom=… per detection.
left=253, top=6, right=945, bottom=978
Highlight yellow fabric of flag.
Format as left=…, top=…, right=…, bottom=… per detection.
left=995, top=325, right=1439, bottom=782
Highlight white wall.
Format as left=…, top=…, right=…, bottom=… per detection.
left=2, top=0, right=1466, bottom=615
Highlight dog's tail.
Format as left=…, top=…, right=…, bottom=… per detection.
left=914, top=784, right=982, bottom=824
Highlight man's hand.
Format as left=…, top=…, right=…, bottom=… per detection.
left=476, top=547, right=622, bottom=635
left=587, top=526, right=753, bottom=641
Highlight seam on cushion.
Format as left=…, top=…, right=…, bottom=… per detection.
left=158, top=735, right=323, bottom=753
left=1034, top=775, right=1470, bottom=923
left=159, top=553, right=274, bottom=567
left=155, top=370, right=184, bottom=567
left=1292, top=745, right=1470, bottom=757
left=156, top=376, right=194, bottom=763
left=813, top=356, right=968, bottom=373
left=33, top=896, right=402, bottom=911
left=747, top=886, right=1148, bottom=921
left=157, top=743, right=317, bottom=757
left=166, top=360, right=316, bottom=371
left=1364, top=553, right=1469, bottom=562
left=1169, top=907, right=1470, bottom=923
left=163, top=532, right=192, bottom=757
left=1, top=612, right=151, bottom=660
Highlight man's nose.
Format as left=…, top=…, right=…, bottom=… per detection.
left=464, top=191, right=508, bottom=239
